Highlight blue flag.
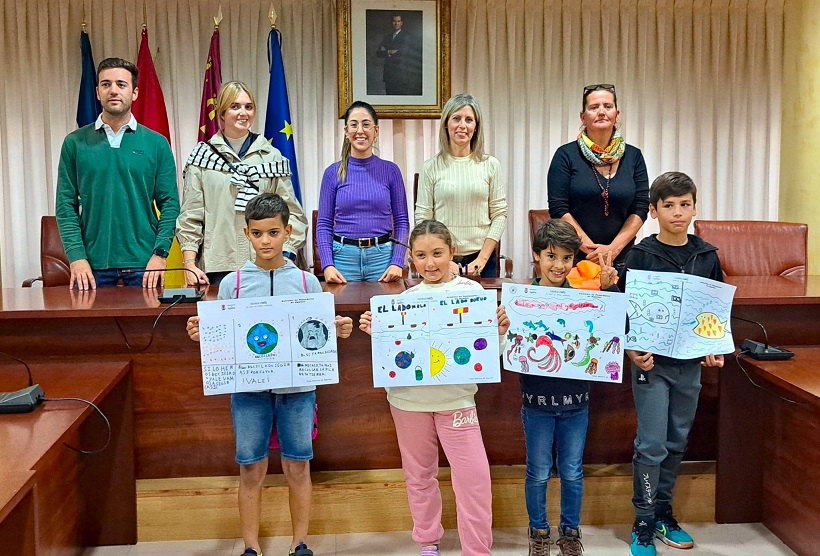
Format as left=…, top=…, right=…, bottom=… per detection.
left=264, top=29, right=301, bottom=202
left=77, top=30, right=102, bottom=127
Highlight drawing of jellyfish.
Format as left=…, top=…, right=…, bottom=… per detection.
left=585, top=358, right=599, bottom=375
left=246, top=323, right=278, bottom=355
left=298, top=320, right=329, bottom=350
left=605, top=361, right=620, bottom=381
left=519, top=356, right=530, bottom=373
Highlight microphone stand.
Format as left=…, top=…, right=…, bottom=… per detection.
left=122, top=267, right=205, bottom=303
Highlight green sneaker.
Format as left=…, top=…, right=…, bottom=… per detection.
left=655, top=507, right=694, bottom=549
left=630, top=519, right=657, bottom=556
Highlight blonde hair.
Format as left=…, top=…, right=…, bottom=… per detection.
left=215, top=81, right=256, bottom=134
left=337, top=101, right=379, bottom=182
left=437, top=93, right=486, bottom=163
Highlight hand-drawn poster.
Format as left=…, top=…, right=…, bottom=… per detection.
left=624, top=269, right=736, bottom=359
left=501, top=283, right=628, bottom=383
left=197, top=293, right=338, bottom=395
left=370, top=291, right=501, bottom=387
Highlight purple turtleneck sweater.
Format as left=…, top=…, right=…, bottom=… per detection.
left=317, top=154, right=409, bottom=270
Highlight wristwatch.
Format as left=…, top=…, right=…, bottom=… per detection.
left=152, top=247, right=170, bottom=259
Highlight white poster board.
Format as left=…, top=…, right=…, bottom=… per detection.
left=197, top=293, right=338, bottom=395
left=624, top=269, right=736, bottom=359
left=501, top=283, right=629, bottom=383
left=369, top=291, right=501, bottom=387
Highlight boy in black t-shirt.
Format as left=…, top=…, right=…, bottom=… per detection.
left=522, top=219, right=619, bottom=556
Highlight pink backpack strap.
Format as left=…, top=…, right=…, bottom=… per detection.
left=235, top=270, right=241, bottom=298
left=301, top=270, right=308, bottom=293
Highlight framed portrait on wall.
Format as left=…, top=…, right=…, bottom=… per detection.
left=336, top=0, right=451, bottom=119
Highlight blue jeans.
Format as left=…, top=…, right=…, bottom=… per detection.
left=92, top=268, right=144, bottom=287
left=331, top=239, right=393, bottom=281
left=522, top=404, right=589, bottom=531
left=231, top=390, right=316, bottom=464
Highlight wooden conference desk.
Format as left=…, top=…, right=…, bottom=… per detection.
left=0, top=276, right=818, bottom=481
left=0, top=360, right=135, bottom=555
left=715, top=348, right=820, bottom=556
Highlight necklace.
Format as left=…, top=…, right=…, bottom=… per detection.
left=591, top=163, right=613, bottom=216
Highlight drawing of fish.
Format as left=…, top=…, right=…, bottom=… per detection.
left=693, top=312, right=727, bottom=338
left=629, top=301, right=671, bottom=324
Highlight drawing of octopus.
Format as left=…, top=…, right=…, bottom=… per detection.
left=585, top=358, right=599, bottom=375
left=506, top=334, right=524, bottom=364
left=527, top=335, right=561, bottom=372
left=603, top=336, right=621, bottom=354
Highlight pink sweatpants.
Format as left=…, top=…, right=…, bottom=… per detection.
left=390, top=405, right=493, bottom=556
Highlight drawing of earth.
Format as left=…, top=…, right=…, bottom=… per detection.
left=395, top=350, right=414, bottom=369
left=454, top=347, right=471, bottom=365
left=247, top=323, right=278, bottom=355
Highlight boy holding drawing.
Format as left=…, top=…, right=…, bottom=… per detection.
left=522, top=219, right=618, bottom=556
left=624, top=172, right=724, bottom=556
left=186, top=193, right=353, bottom=556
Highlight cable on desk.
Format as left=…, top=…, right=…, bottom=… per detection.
left=735, top=351, right=805, bottom=406
left=42, top=397, right=112, bottom=454
left=114, top=296, right=184, bottom=351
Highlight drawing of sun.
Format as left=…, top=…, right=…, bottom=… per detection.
left=430, top=343, right=452, bottom=379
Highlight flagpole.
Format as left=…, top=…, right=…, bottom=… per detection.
left=269, top=4, right=277, bottom=28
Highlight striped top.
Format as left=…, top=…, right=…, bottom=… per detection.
left=317, top=155, right=409, bottom=270
left=414, top=154, right=508, bottom=256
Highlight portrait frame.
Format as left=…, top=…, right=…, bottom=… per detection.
left=336, top=0, right=451, bottom=119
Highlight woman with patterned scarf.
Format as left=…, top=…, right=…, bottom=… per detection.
left=176, top=81, right=308, bottom=287
left=547, top=84, right=649, bottom=281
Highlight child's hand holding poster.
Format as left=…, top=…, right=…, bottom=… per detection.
left=501, top=283, right=628, bottom=383
left=369, top=291, right=501, bottom=387
left=197, top=292, right=339, bottom=395
left=624, top=269, right=736, bottom=359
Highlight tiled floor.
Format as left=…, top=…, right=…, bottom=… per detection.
left=83, top=523, right=796, bottom=555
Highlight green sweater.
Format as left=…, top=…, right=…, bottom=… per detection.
left=56, top=123, right=180, bottom=268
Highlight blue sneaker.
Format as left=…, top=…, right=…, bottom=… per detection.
left=289, top=542, right=313, bottom=556
left=630, top=519, right=657, bottom=556
left=655, top=507, right=694, bottom=549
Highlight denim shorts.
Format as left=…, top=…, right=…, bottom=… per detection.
left=230, top=390, right=316, bottom=464
left=331, top=240, right=393, bottom=281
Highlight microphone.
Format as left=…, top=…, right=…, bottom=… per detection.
left=0, top=350, right=44, bottom=414
left=731, top=314, right=793, bottom=361
left=122, top=267, right=205, bottom=303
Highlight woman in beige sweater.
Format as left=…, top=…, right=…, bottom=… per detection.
left=414, top=93, right=508, bottom=278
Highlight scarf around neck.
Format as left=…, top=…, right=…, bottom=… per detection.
left=577, top=130, right=626, bottom=166
left=184, top=139, right=291, bottom=212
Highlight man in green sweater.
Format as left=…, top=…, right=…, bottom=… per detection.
left=56, top=57, right=179, bottom=290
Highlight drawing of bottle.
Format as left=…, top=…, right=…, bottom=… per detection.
left=415, top=365, right=423, bottom=381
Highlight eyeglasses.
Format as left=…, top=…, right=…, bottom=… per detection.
left=346, top=122, right=375, bottom=132
left=583, top=84, right=616, bottom=95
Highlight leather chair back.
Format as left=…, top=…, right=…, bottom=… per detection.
left=40, top=216, right=71, bottom=287
left=693, top=219, right=808, bottom=277
left=311, top=210, right=322, bottom=278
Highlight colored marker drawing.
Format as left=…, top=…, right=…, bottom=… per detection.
left=197, top=292, right=339, bottom=395
left=500, top=283, right=628, bottom=383
left=370, top=291, right=501, bottom=387
left=624, top=269, right=736, bottom=359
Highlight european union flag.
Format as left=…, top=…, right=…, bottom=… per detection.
left=77, top=30, right=101, bottom=127
left=264, top=29, right=301, bottom=202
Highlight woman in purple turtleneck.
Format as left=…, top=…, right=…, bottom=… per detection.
left=316, top=101, right=409, bottom=283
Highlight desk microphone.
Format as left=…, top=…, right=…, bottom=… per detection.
left=0, top=350, right=44, bottom=414
left=122, top=267, right=205, bottom=303
left=731, top=314, right=794, bottom=361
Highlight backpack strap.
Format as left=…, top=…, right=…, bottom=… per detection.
left=301, top=270, right=308, bottom=293
left=235, top=270, right=241, bottom=298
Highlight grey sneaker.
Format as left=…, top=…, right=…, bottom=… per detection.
left=528, top=527, right=552, bottom=556
left=556, top=529, right=584, bottom=556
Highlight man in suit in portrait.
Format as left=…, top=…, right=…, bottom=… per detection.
left=375, top=14, right=421, bottom=95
